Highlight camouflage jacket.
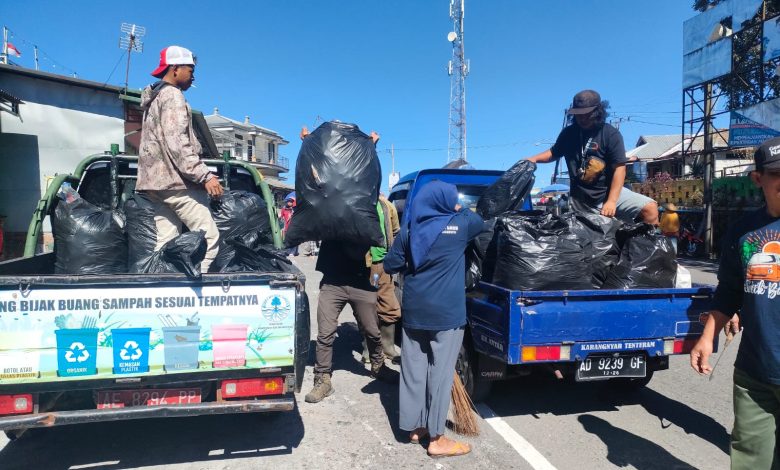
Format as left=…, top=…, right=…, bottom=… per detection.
left=136, top=82, right=211, bottom=191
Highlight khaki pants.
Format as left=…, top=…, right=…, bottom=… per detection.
left=314, top=283, right=383, bottom=374
left=146, top=190, right=220, bottom=273
left=370, top=262, right=401, bottom=324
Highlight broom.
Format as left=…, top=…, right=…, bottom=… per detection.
left=449, top=372, right=480, bottom=436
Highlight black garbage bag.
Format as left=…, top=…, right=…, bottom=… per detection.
left=466, top=218, right=497, bottom=291
left=210, top=191, right=272, bottom=272
left=54, top=192, right=127, bottom=275
left=562, top=212, right=622, bottom=288
left=142, top=231, right=207, bottom=278
left=124, top=193, right=158, bottom=273
left=285, top=121, right=383, bottom=247
left=602, top=223, right=677, bottom=289
left=477, top=161, right=536, bottom=219
left=492, top=213, right=593, bottom=291
left=220, top=231, right=298, bottom=273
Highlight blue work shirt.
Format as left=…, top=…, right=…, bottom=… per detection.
left=384, top=209, right=484, bottom=330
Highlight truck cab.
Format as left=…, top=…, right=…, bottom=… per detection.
left=387, top=169, right=533, bottom=223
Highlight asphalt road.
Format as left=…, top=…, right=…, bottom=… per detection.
left=0, top=256, right=732, bottom=470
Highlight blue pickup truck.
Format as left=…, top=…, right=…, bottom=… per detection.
left=388, top=169, right=714, bottom=401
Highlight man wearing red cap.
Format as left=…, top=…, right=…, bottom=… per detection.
left=522, top=90, right=658, bottom=225
left=137, top=45, right=223, bottom=272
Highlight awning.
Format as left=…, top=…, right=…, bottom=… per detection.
left=264, top=176, right=294, bottom=191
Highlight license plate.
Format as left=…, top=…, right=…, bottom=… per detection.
left=576, top=353, right=646, bottom=381
left=96, top=388, right=202, bottom=409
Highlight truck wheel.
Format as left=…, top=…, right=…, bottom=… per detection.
left=609, top=369, right=654, bottom=390
left=456, top=343, right=492, bottom=403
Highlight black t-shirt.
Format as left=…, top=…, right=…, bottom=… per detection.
left=712, top=208, right=780, bottom=385
left=315, top=241, right=372, bottom=290
left=550, top=123, right=627, bottom=207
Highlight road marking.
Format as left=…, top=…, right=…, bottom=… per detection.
left=476, top=403, right=558, bottom=470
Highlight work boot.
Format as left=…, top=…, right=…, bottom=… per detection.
left=380, top=322, right=399, bottom=362
left=371, top=362, right=400, bottom=384
left=361, top=339, right=370, bottom=364
left=304, top=373, right=334, bottom=403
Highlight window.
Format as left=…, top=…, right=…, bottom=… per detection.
left=248, top=141, right=254, bottom=161
left=267, top=142, right=276, bottom=163
left=234, top=143, right=243, bottom=159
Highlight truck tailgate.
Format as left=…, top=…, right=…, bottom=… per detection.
left=468, top=284, right=713, bottom=365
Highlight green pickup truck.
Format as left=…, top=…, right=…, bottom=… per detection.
left=0, top=150, right=309, bottom=439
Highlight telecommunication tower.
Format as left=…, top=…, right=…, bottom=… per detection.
left=447, top=0, right=469, bottom=163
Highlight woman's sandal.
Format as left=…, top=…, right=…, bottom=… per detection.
left=427, top=441, right=472, bottom=458
left=409, top=429, right=429, bottom=444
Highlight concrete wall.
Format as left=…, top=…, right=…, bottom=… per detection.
left=0, top=72, right=125, bottom=236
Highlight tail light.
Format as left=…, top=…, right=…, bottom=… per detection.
left=521, top=345, right=561, bottom=362
left=221, top=377, right=284, bottom=399
left=673, top=338, right=699, bottom=354
left=0, top=394, right=33, bottom=416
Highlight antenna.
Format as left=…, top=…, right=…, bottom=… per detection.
left=447, top=0, right=468, bottom=163
left=119, top=23, right=145, bottom=92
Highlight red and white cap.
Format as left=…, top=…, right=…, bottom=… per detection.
left=151, top=46, right=196, bottom=78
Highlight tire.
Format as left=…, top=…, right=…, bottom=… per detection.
left=4, top=429, right=27, bottom=441
left=608, top=369, right=654, bottom=390
left=456, top=342, right=493, bottom=403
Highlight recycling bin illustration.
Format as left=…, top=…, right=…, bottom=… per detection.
left=55, top=328, right=99, bottom=377
left=211, top=324, right=248, bottom=368
left=162, top=326, right=201, bottom=371
left=0, top=330, right=43, bottom=380
left=111, top=328, right=151, bottom=374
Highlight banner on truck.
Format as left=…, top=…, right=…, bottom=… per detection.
left=0, top=284, right=296, bottom=385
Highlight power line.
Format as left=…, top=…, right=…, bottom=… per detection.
left=5, top=27, right=78, bottom=76
left=102, top=50, right=127, bottom=87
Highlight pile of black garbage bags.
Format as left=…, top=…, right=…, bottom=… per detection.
left=466, top=161, right=677, bottom=291
left=53, top=184, right=294, bottom=277
left=285, top=121, right=383, bottom=247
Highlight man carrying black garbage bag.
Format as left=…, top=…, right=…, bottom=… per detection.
left=300, top=128, right=398, bottom=404
left=521, top=90, right=658, bottom=225
left=136, top=45, right=223, bottom=273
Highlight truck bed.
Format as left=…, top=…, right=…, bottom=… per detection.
left=468, top=282, right=713, bottom=365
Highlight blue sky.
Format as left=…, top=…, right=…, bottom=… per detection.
left=4, top=1, right=699, bottom=190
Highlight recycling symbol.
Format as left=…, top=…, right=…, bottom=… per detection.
left=119, top=340, right=143, bottom=361
left=64, top=342, right=90, bottom=363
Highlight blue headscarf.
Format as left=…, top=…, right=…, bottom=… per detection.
left=408, top=180, right=459, bottom=270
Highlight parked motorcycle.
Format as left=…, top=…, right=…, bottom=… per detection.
left=679, top=224, right=704, bottom=257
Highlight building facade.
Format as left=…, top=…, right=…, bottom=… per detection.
left=205, top=110, right=291, bottom=203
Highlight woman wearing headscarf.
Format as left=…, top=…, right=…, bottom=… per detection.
left=384, top=180, right=485, bottom=458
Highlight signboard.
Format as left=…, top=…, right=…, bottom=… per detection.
left=729, top=110, right=780, bottom=147
left=0, top=284, right=296, bottom=385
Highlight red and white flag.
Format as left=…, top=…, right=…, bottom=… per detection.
left=6, top=43, right=21, bottom=58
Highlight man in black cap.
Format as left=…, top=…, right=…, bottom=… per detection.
left=690, top=136, right=780, bottom=468
left=522, top=90, right=658, bottom=224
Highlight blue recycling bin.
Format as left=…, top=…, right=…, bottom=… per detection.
left=111, top=328, right=151, bottom=374
left=55, top=328, right=99, bottom=377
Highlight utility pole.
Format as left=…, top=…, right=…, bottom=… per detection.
left=703, top=83, right=714, bottom=258
left=388, top=143, right=400, bottom=190
left=34, top=46, right=39, bottom=70
left=447, top=0, right=469, bottom=163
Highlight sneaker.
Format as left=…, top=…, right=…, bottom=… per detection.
left=371, top=363, right=399, bottom=384
left=305, top=373, right=334, bottom=403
